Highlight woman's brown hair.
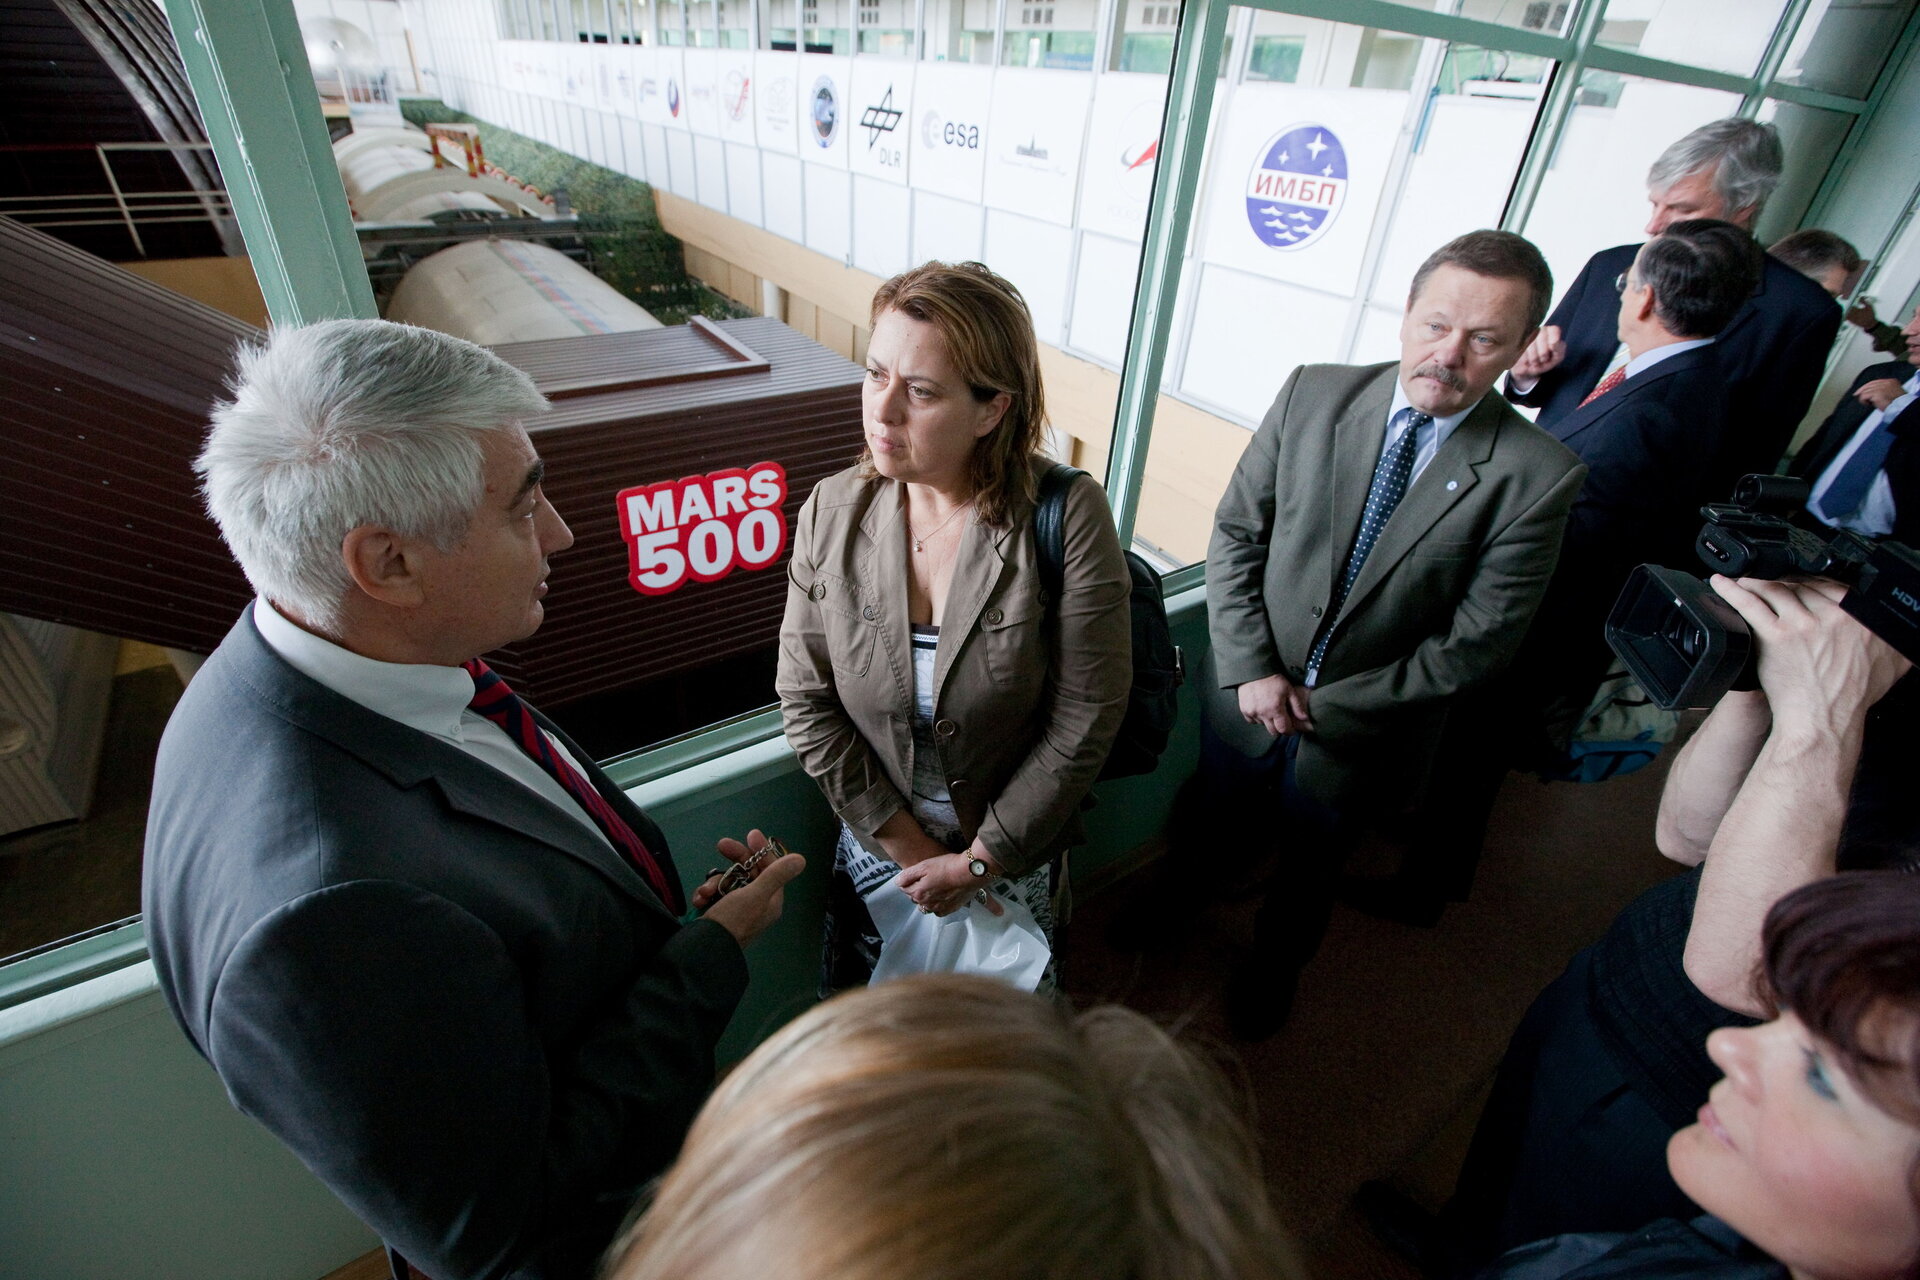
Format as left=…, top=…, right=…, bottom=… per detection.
left=858, top=261, right=1048, bottom=527
left=603, top=975, right=1303, bottom=1280
left=1762, top=869, right=1920, bottom=1123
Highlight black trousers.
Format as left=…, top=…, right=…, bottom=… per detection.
left=1441, top=947, right=1697, bottom=1271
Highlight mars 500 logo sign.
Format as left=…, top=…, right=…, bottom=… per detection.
left=616, top=462, right=789, bottom=596
left=1245, top=122, right=1347, bottom=251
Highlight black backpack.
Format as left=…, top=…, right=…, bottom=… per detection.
left=1033, top=464, right=1184, bottom=781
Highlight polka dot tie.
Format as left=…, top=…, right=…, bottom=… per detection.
left=1309, top=408, right=1430, bottom=676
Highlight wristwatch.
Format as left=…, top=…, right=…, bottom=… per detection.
left=966, top=855, right=990, bottom=879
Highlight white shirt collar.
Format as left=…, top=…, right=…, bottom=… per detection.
left=1625, top=336, right=1714, bottom=381
left=1388, top=381, right=1477, bottom=448
left=252, top=599, right=475, bottom=742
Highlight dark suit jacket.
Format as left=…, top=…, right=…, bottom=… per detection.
left=1789, top=359, right=1920, bottom=544
left=1511, top=244, right=1841, bottom=471
left=143, top=610, right=748, bottom=1280
left=1522, top=344, right=1736, bottom=700
left=1208, top=362, right=1585, bottom=812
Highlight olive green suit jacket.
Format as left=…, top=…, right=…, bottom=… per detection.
left=1207, top=362, right=1586, bottom=812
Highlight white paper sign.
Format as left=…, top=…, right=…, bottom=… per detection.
left=1198, top=84, right=1407, bottom=297
left=638, top=46, right=688, bottom=130
left=983, top=67, right=1092, bottom=228
left=909, top=60, right=991, bottom=204
left=754, top=50, right=799, bottom=153
left=1078, top=73, right=1167, bottom=241
left=593, top=45, right=622, bottom=112
left=561, top=47, right=592, bottom=105
left=683, top=49, right=722, bottom=137
left=497, top=42, right=534, bottom=95
left=848, top=59, right=912, bottom=186
left=716, top=49, right=757, bottom=145
left=795, top=53, right=852, bottom=169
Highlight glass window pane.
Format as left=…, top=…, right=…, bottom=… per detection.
left=1522, top=69, right=1741, bottom=304
left=1754, top=99, right=1859, bottom=241
left=804, top=0, right=852, bottom=53
left=1002, top=1, right=1097, bottom=70
left=1595, top=0, right=1789, bottom=78
left=1774, top=0, right=1916, bottom=98
left=1359, top=0, right=1575, bottom=36
left=770, top=0, right=798, bottom=48
left=856, top=0, right=914, bottom=55
left=921, top=0, right=996, bottom=62
left=717, top=0, right=753, bottom=47
left=1128, top=12, right=1546, bottom=569
left=1110, top=1, right=1180, bottom=74
left=659, top=0, right=687, bottom=42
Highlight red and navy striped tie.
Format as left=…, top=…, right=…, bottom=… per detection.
left=463, top=658, right=681, bottom=913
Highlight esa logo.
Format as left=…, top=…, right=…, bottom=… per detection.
left=920, top=110, right=981, bottom=150
left=616, top=463, right=789, bottom=596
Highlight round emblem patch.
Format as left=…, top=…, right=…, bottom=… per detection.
left=1244, top=123, right=1347, bottom=251
left=811, top=75, right=840, bottom=148
left=667, top=78, right=681, bottom=118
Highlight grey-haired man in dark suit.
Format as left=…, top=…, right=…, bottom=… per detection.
left=144, top=319, right=803, bottom=1280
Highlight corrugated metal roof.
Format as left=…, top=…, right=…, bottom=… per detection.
left=1, top=214, right=258, bottom=652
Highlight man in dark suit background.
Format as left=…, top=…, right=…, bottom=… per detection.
left=1507, top=119, right=1841, bottom=474
left=1792, top=302, right=1920, bottom=543
left=1510, top=219, right=1763, bottom=745
left=143, top=320, right=804, bottom=1280
left=1204, top=231, right=1585, bottom=1039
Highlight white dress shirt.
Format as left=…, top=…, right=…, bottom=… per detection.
left=1387, top=382, right=1475, bottom=483
left=1809, top=370, right=1920, bottom=537
left=252, top=599, right=612, bottom=848
left=1622, top=336, right=1713, bottom=381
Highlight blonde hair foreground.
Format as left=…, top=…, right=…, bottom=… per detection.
left=604, top=975, right=1303, bottom=1280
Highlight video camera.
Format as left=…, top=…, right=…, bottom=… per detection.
left=1605, top=474, right=1920, bottom=708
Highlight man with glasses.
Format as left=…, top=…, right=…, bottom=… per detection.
left=1507, top=119, right=1839, bottom=473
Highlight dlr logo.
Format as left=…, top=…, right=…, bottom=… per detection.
left=616, top=462, right=789, bottom=596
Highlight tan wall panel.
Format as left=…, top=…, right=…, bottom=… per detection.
left=653, top=193, right=1250, bottom=563
left=120, top=257, right=269, bottom=328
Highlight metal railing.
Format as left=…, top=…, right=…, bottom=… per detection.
left=0, top=141, right=233, bottom=258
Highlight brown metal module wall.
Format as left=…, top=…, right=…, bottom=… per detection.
left=1, top=217, right=256, bottom=654
left=3, top=215, right=866, bottom=709
left=488, top=317, right=865, bottom=709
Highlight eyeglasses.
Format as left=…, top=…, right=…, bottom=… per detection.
left=1614, top=271, right=1630, bottom=294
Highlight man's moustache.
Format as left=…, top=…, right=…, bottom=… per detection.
left=1413, top=363, right=1466, bottom=390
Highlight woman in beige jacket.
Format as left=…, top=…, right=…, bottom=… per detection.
left=776, top=261, right=1132, bottom=991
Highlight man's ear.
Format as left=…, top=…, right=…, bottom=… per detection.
left=1631, top=285, right=1659, bottom=324
left=341, top=525, right=425, bottom=607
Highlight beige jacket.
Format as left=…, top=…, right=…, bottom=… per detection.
left=1208, top=362, right=1586, bottom=813
left=776, top=461, right=1132, bottom=878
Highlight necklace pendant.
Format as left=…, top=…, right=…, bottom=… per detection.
left=913, top=539, right=925, bottom=553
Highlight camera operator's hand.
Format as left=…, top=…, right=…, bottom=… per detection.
left=1685, top=576, right=1913, bottom=1015
left=1708, top=576, right=1911, bottom=732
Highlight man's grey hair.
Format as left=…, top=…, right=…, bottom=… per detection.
left=1647, top=118, right=1783, bottom=222
left=196, top=319, right=548, bottom=634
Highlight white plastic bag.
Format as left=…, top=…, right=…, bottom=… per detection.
left=864, top=875, right=1051, bottom=991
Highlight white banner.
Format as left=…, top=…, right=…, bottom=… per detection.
left=753, top=50, right=800, bottom=153
left=1198, top=84, right=1407, bottom=297
left=983, top=67, right=1092, bottom=228
left=909, top=61, right=991, bottom=204
left=848, top=59, right=912, bottom=186
left=716, top=49, right=757, bottom=145
left=497, top=42, right=534, bottom=96
left=683, top=49, right=723, bottom=137
left=1077, top=73, right=1167, bottom=241
left=592, top=44, right=623, bottom=113
left=560, top=46, right=593, bottom=106
left=795, top=53, right=852, bottom=169
left=636, top=46, right=689, bottom=131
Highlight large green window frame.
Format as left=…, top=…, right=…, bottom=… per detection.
left=6, top=0, right=1914, bottom=1007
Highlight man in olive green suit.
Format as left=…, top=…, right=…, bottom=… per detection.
left=1205, top=231, right=1586, bottom=1039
